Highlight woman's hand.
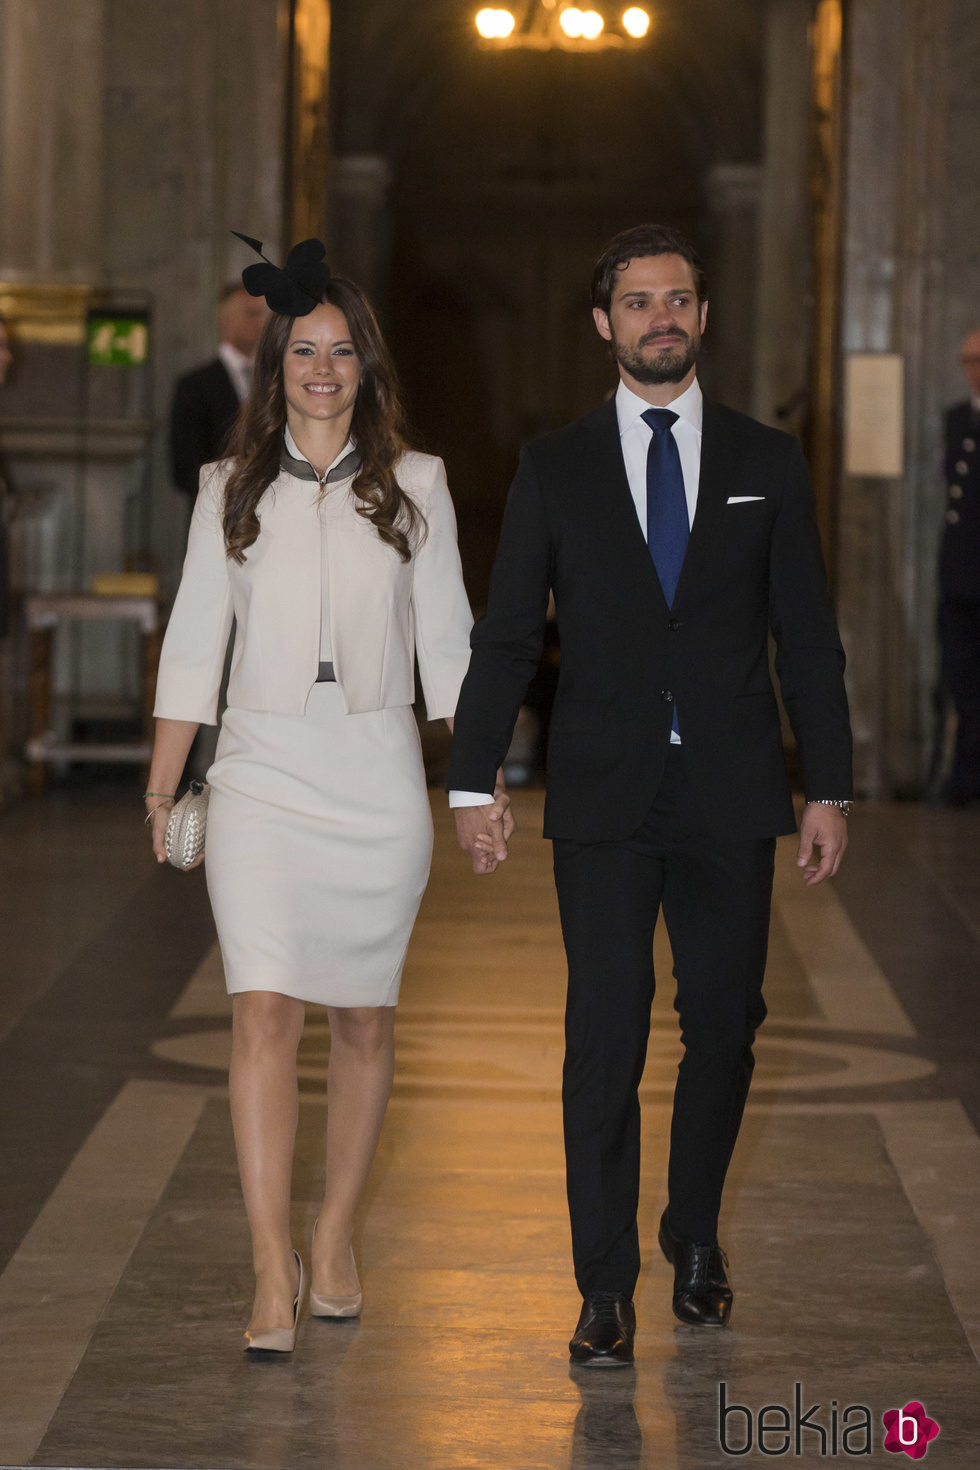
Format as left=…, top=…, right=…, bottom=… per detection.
left=146, top=799, right=205, bottom=870
left=144, top=717, right=203, bottom=869
left=147, top=800, right=174, bottom=864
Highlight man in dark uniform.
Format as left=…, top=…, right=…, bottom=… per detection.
left=938, top=328, right=980, bottom=805
left=169, top=284, right=267, bottom=498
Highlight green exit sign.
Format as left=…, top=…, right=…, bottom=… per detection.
left=87, top=316, right=150, bottom=366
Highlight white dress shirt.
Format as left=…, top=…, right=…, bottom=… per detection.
left=615, top=375, right=702, bottom=533
left=450, top=376, right=705, bottom=807
left=218, top=341, right=255, bottom=403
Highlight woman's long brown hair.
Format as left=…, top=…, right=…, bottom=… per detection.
left=221, top=277, right=423, bottom=563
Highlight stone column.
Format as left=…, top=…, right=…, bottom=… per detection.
left=753, top=0, right=813, bottom=434
left=0, top=0, right=105, bottom=282
left=100, top=0, right=285, bottom=581
left=835, top=0, right=949, bottom=796
left=704, top=163, right=762, bottom=414
left=284, top=0, right=332, bottom=243
left=0, top=1, right=108, bottom=788
left=0, top=0, right=288, bottom=780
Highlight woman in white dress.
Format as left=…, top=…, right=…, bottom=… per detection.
left=145, top=240, right=511, bottom=1351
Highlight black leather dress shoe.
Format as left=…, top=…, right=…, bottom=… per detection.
left=658, top=1209, right=733, bottom=1327
left=569, top=1293, right=636, bottom=1367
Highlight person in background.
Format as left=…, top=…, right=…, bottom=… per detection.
left=170, top=284, right=269, bottom=498
left=171, top=286, right=269, bottom=775
left=937, top=328, right=980, bottom=807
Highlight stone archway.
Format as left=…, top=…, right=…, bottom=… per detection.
left=328, top=0, right=771, bottom=602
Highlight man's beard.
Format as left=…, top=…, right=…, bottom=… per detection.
left=612, top=327, right=700, bottom=385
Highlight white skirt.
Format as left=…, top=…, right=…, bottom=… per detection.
left=204, top=684, right=433, bottom=1007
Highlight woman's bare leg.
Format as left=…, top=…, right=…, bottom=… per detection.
left=229, top=989, right=306, bottom=1330
left=312, top=1005, right=396, bottom=1293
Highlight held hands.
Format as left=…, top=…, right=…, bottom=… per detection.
left=454, top=786, right=516, bottom=875
left=796, top=803, right=848, bottom=886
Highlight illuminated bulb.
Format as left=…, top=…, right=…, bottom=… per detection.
left=475, top=8, right=515, bottom=37
left=622, top=6, right=650, bottom=37
left=560, top=7, right=585, bottom=37
left=581, top=9, right=604, bottom=37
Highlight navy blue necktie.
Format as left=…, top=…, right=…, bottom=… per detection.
left=641, top=407, right=688, bottom=607
left=642, top=407, right=688, bottom=737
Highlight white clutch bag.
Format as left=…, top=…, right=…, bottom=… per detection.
left=165, top=780, right=210, bottom=869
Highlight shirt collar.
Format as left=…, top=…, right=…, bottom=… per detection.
left=615, top=375, right=703, bottom=437
left=281, top=426, right=360, bottom=484
left=218, top=341, right=252, bottom=374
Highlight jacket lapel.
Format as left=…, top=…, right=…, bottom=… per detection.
left=582, top=399, right=670, bottom=613
left=671, top=399, right=731, bottom=609
left=579, top=394, right=738, bottom=612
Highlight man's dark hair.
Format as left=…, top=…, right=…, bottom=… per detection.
left=591, top=224, right=708, bottom=313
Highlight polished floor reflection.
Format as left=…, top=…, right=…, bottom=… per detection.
left=0, top=786, right=978, bottom=1468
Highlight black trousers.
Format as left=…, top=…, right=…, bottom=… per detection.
left=939, top=597, right=980, bottom=800
left=552, top=748, right=776, bottom=1299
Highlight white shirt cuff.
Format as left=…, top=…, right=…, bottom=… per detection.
left=448, top=790, right=496, bottom=807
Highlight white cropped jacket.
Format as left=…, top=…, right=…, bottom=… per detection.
left=154, top=451, right=473, bottom=725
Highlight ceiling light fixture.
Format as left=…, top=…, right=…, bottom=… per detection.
left=474, top=2, right=651, bottom=50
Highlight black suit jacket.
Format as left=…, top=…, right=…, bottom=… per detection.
left=447, top=396, right=853, bottom=842
left=170, top=357, right=241, bottom=496
left=939, top=399, right=980, bottom=600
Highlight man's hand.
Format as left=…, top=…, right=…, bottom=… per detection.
left=796, top=803, right=848, bottom=886
left=454, top=792, right=515, bottom=875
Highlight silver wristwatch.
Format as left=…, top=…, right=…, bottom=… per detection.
left=806, top=799, right=852, bottom=817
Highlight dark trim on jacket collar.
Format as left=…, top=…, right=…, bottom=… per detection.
left=279, top=440, right=361, bottom=485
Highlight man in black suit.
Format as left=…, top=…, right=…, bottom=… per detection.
left=169, top=284, right=267, bottom=497
left=448, top=224, right=852, bottom=1366
left=938, top=328, right=980, bottom=805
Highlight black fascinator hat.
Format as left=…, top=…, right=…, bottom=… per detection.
left=232, top=233, right=331, bottom=316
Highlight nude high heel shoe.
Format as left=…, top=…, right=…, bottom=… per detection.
left=243, top=1250, right=305, bottom=1352
left=309, top=1218, right=362, bottom=1319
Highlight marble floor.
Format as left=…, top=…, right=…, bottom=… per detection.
left=0, top=781, right=978, bottom=1468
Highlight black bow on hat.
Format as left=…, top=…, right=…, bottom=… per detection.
left=232, top=233, right=331, bottom=316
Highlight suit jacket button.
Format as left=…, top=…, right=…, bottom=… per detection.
left=950, top=484, right=963, bottom=499
left=956, top=459, right=969, bottom=475
left=667, top=618, right=682, bottom=631
left=964, top=438, right=976, bottom=451
left=947, top=508, right=961, bottom=524
left=661, top=689, right=674, bottom=702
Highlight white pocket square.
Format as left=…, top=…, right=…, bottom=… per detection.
left=727, top=495, right=765, bottom=504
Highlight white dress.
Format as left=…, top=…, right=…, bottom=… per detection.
left=203, top=445, right=439, bottom=1008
